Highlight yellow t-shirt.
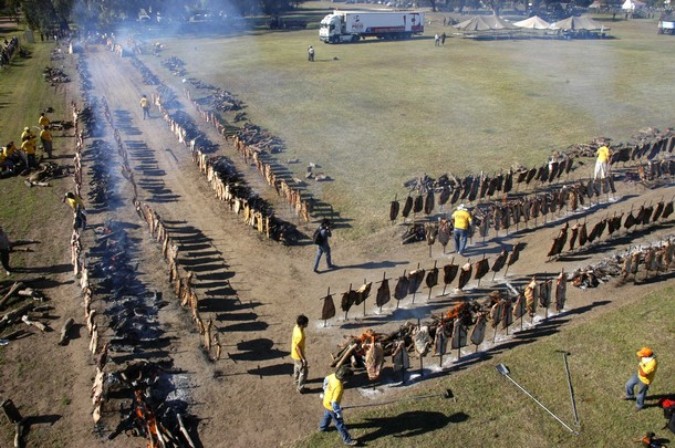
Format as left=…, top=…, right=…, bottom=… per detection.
left=322, top=373, right=344, bottom=411
left=140, top=97, right=148, bottom=108
left=40, top=129, right=52, bottom=142
left=21, top=139, right=36, bottom=155
left=638, top=357, right=657, bottom=385
left=290, top=324, right=305, bottom=361
left=39, top=115, right=50, bottom=127
left=452, top=209, right=472, bottom=230
left=596, top=146, right=611, bottom=163
left=65, top=196, right=85, bottom=210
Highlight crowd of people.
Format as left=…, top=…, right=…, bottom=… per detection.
left=1, top=112, right=56, bottom=177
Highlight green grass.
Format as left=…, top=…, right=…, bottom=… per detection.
left=140, top=9, right=675, bottom=239
left=0, top=38, right=72, bottom=268
left=296, top=285, right=675, bottom=447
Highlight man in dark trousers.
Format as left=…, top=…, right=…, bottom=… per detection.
left=313, top=219, right=334, bottom=273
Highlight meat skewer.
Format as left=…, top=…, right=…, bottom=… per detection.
left=474, top=256, right=490, bottom=287
left=491, top=249, right=508, bottom=281
left=469, top=312, right=487, bottom=351
left=321, top=288, right=335, bottom=326
left=389, top=195, right=400, bottom=223
left=457, top=261, right=472, bottom=291
left=425, top=261, right=439, bottom=301
left=407, top=266, right=425, bottom=304
left=442, top=260, right=458, bottom=295
left=375, top=272, right=391, bottom=312
left=394, top=271, right=409, bottom=309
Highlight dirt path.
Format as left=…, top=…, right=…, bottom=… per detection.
left=1, top=42, right=673, bottom=448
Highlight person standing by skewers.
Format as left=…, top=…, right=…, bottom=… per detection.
left=291, top=314, right=309, bottom=393
left=451, top=204, right=472, bottom=256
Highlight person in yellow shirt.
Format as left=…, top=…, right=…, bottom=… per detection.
left=40, top=126, right=53, bottom=158
left=38, top=112, right=50, bottom=128
left=451, top=204, right=472, bottom=256
left=594, top=144, right=612, bottom=180
left=319, top=366, right=357, bottom=446
left=624, top=347, right=658, bottom=411
left=21, top=126, right=34, bottom=142
left=140, top=94, right=150, bottom=120
left=63, top=192, right=87, bottom=230
left=291, top=314, right=309, bottom=393
left=20, top=135, right=37, bottom=168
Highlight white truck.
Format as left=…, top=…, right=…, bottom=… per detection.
left=319, top=11, right=424, bottom=43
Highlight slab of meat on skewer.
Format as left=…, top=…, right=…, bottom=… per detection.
left=322, top=294, right=336, bottom=320
left=375, top=280, right=391, bottom=308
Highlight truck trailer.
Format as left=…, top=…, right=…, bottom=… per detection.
left=319, top=11, right=424, bottom=43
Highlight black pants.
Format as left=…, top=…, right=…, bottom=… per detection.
left=0, top=249, right=10, bottom=271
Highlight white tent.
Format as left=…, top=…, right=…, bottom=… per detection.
left=550, top=16, right=606, bottom=31
left=622, top=0, right=646, bottom=10
left=513, top=16, right=552, bottom=30
left=454, top=15, right=519, bottom=31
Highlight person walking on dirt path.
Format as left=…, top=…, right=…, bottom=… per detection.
left=291, top=314, right=309, bottom=393
left=313, top=219, right=335, bottom=273
left=308, top=45, right=315, bottom=62
left=140, top=94, right=150, bottom=120
left=319, top=366, right=358, bottom=446
left=0, top=226, right=12, bottom=276
left=624, top=347, right=658, bottom=411
left=40, top=126, right=53, bottom=158
left=451, top=204, right=472, bottom=256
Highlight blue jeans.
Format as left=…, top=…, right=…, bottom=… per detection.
left=454, top=228, right=468, bottom=255
left=625, top=373, right=649, bottom=409
left=314, top=244, right=332, bottom=271
left=319, top=409, right=353, bottom=444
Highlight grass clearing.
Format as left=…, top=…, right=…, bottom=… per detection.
left=297, top=285, right=675, bottom=447
left=142, top=10, right=675, bottom=239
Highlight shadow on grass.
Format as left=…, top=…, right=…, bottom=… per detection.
left=352, top=411, right=468, bottom=442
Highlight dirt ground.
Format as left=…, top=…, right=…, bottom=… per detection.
left=0, top=40, right=673, bottom=448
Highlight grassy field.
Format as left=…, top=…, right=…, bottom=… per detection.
left=0, top=29, right=72, bottom=268
left=140, top=6, right=675, bottom=239
left=296, top=285, right=675, bottom=447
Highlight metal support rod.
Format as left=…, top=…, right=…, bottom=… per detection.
left=560, top=352, right=580, bottom=426
left=502, top=373, right=579, bottom=435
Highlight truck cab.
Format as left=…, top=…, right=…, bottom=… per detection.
left=320, top=14, right=356, bottom=43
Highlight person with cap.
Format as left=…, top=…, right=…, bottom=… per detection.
left=313, top=219, right=335, bottom=273
left=624, top=347, right=658, bottom=411
left=140, top=94, right=150, bottom=120
left=0, top=226, right=12, bottom=276
left=451, top=204, right=472, bottom=256
left=319, top=365, right=358, bottom=446
left=40, top=125, right=53, bottom=158
left=291, top=314, right=309, bottom=393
